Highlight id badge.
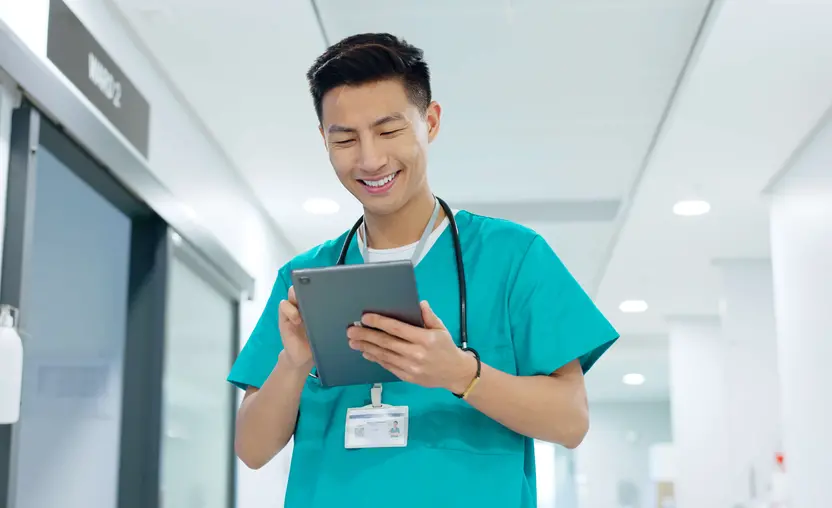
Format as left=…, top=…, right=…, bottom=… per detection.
left=345, top=405, right=408, bottom=449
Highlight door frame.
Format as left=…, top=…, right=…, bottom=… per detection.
left=0, top=92, right=39, bottom=508
left=0, top=100, right=240, bottom=508
left=0, top=100, right=172, bottom=508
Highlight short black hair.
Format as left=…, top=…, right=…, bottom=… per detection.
left=306, top=33, right=432, bottom=123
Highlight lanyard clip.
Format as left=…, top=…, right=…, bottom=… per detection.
left=371, top=383, right=383, bottom=408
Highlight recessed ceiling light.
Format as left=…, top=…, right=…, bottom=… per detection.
left=619, top=300, right=648, bottom=313
left=673, top=200, right=711, bottom=216
left=303, top=198, right=340, bottom=215
left=623, top=373, right=645, bottom=386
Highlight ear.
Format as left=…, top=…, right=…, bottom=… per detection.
left=425, top=101, right=442, bottom=143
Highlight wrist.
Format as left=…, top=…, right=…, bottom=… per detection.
left=447, top=350, right=478, bottom=395
left=277, top=351, right=312, bottom=382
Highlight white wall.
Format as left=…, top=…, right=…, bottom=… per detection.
left=767, top=108, right=832, bottom=508
left=63, top=0, right=295, bottom=286
left=668, top=317, right=736, bottom=508
left=237, top=303, right=294, bottom=508
left=717, top=260, right=782, bottom=502
left=0, top=1, right=296, bottom=507
left=769, top=190, right=832, bottom=508
left=574, top=401, right=672, bottom=508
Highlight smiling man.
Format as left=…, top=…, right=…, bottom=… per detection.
left=227, top=33, right=619, bottom=508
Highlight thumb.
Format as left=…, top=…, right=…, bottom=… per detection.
left=420, top=301, right=445, bottom=330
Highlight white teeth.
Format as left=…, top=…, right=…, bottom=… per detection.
left=362, top=172, right=397, bottom=187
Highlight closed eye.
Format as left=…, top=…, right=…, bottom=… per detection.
left=381, top=129, right=404, bottom=137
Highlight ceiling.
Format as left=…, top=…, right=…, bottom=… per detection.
left=595, top=0, right=832, bottom=335
left=107, top=0, right=832, bottom=402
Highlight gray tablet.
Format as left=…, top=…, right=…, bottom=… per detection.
left=291, top=260, right=425, bottom=388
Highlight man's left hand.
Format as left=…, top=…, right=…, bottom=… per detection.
left=347, top=301, right=476, bottom=393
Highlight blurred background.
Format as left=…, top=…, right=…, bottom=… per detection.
left=0, top=0, right=830, bottom=507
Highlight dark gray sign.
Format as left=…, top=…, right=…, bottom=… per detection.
left=47, top=0, right=151, bottom=158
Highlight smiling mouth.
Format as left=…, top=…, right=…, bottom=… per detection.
left=358, top=171, right=401, bottom=194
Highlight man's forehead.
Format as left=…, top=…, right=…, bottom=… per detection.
left=322, top=81, right=410, bottom=119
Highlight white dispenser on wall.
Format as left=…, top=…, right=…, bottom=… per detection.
left=0, top=304, right=23, bottom=424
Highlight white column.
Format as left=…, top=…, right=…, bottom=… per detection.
left=555, top=447, right=578, bottom=508
left=714, top=259, right=782, bottom=503
left=649, top=443, right=677, bottom=508
left=534, top=440, right=557, bottom=508
left=667, top=316, right=733, bottom=508
left=769, top=190, right=832, bottom=508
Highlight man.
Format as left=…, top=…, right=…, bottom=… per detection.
left=228, top=33, right=619, bottom=507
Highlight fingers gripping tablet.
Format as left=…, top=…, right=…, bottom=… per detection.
left=291, top=261, right=424, bottom=388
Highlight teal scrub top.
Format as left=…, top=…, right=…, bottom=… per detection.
left=228, top=211, right=619, bottom=508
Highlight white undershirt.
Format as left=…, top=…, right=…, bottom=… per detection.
left=357, top=210, right=459, bottom=265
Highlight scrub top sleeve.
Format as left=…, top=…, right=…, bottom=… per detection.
left=227, top=268, right=290, bottom=390
left=508, top=235, right=619, bottom=376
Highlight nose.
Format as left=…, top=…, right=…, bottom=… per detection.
left=357, top=136, right=387, bottom=174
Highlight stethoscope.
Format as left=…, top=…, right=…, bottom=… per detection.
left=337, top=196, right=469, bottom=350
left=307, top=196, right=477, bottom=392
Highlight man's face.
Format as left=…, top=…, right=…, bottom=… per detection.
left=319, top=79, right=440, bottom=216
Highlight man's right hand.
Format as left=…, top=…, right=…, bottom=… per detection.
left=237, top=285, right=311, bottom=469
left=278, top=286, right=313, bottom=373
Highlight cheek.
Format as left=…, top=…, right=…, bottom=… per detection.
left=404, top=144, right=426, bottom=171
left=394, top=136, right=425, bottom=168
left=329, top=150, right=355, bottom=179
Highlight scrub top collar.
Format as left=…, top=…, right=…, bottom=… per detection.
left=359, top=198, right=442, bottom=264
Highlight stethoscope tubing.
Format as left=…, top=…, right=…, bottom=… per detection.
left=306, top=197, right=469, bottom=382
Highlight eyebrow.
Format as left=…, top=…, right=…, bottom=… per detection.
left=327, top=113, right=406, bottom=134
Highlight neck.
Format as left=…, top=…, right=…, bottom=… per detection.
left=363, top=189, right=445, bottom=250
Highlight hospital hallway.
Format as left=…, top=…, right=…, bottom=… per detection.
left=0, top=0, right=830, bottom=507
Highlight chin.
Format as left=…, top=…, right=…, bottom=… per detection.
left=358, top=196, right=407, bottom=216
